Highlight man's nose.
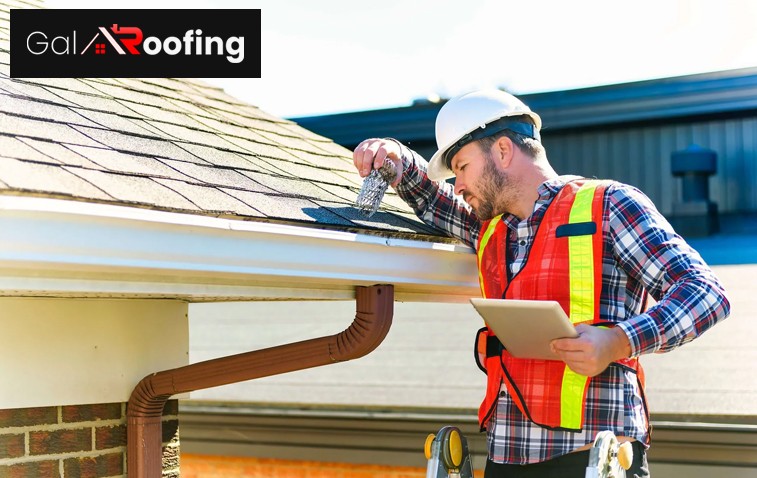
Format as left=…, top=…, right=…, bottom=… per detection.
left=454, top=179, right=465, bottom=196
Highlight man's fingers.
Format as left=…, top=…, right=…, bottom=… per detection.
left=352, top=140, right=370, bottom=174
left=352, top=138, right=404, bottom=187
left=352, top=139, right=375, bottom=175
left=552, top=324, right=595, bottom=350
left=551, top=336, right=585, bottom=352
left=353, top=139, right=394, bottom=177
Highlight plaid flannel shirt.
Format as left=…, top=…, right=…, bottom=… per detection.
left=393, top=143, right=731, bottom=464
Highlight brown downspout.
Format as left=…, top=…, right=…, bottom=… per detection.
left=126, top=284, right=393, bottom=478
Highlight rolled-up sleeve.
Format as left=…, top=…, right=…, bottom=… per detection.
left=392, top=142, right=481, bottom=248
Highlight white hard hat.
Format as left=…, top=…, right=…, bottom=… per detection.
left=427, top=89, right=542, bottom=181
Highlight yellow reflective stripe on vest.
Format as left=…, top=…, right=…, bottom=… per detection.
left=567, top=181, right=599, bottom=323
left=476, top=215, right=502, bottom=296
left=560, top=180, right=601, bottom=429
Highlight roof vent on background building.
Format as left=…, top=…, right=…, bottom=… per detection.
left=670, top=144, right=719, bottom=237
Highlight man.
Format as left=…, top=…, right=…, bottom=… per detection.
left=352, top=89, right=730, bottom=477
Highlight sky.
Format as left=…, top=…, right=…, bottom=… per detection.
left=44, top=0, right=757, bottom=119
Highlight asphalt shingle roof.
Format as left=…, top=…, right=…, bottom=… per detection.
left=0, top=1, right=448, bottom=241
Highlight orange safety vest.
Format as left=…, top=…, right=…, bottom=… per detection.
left=474, top=179, right=644, bottom=431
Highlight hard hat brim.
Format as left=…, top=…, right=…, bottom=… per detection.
left=427, top=111, right=542, bottom=182
left=427, top=147, right=457, bottom=182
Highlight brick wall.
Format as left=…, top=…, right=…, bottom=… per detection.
left=0, top=400, right=179, bottom=478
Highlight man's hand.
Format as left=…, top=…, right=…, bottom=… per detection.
left=551, top=325, right=632, bottom=377
left=353, top=138, right=404, bottom=187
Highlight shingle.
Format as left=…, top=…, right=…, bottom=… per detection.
left=306, top=138, right=356, bottom=157
left=253, top=158, right=357, bottom=188
left=17, top=138, right=104, bottom=169
left=20, top=78, right=104, bottom=95
left=190, top=113, right=266, bottom=139
left=219, top=134, right=302, bottom=162
left=72, top=108, right=165, bottom=138
left=187, top=84, right=245, bottom=105
left=84, top=81, right=181, bottom=110
left=0, top=135, right=59, bottom=162
left=153, top=178, right=263, bottom=217
left=0, top=79, right=78, bottom=106
left=257, top=130, right=332, bottom=155
left=47, top=88, right=144, bottom=117
left=313, top=183, right=361, bottom=205
left=210, top=108, right=280, bottom=131
left=0, top=157, right=111, bottom=200
left=279, top=122, right=334, bottom=143
left=65, top=145, right=197, bottom=181
left=380, top=191, right=418, bottom=213
left=158, top=158, right=275, bottom=193
left=313, top=200, right=432, bottom=234
left=127, top=119, right=179, bottom=139
left=179, top=92, right=245, bottom=113
left=0, top=94, right=102, bottom=127
left=146, top=121, right=245, bottom=151
left=237, top=170, right=345, bottom=202
left=220, top=188, right=353, bottom=225
left=284, top=149, right=353, bottom=172
left=0, top=112, right=104, bottom=147
left=68, top=125, right=207, bottom=163
left=81, top=78, right=123, bottom=86
left=267, top=166, right=359, bottom=189
left=231, top=104, right=289, bottom=123
left=250, top=155, right=297, bottom=177
left=141, top=78, right=207, bottom=95
left=100, top=78, right=188, bottom=102
left=393, top=211, right=444, bottom=236
left=331, top=169, right=370, bottom=188
left=65, top=167, right=200, bottom=211
left=116, top=101, right=203, bottom=126
left=164, top=97, right=214, bottom=118
left=174, top=143, right=272, bottom=173
left=174, top=77, right=209, bottom=88
left=229, top=116, right=305, bottom=140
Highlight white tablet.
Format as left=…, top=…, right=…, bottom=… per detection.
left=469, top=298, right=578, bottom=360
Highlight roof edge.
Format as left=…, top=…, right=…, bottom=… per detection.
left=0, top=196, right=478, bottom=302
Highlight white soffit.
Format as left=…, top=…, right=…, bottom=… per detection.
left=0, top=196, right=479, bottom=302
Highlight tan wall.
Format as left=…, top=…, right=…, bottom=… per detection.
left=0, top=298, right=189, bottom=410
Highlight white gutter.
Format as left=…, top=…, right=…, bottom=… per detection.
left=0, top=196, right=479, bottom=302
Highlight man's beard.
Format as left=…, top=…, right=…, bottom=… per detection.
left=472, top=153, right=511, bottom=221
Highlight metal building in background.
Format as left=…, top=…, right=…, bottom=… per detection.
left=293, top=67, right=757, bottom=236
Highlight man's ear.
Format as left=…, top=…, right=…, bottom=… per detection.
left=495, top=136, right=515, bottom=168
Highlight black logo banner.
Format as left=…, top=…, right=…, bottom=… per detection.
left=10, top=9, right=261, bottom=78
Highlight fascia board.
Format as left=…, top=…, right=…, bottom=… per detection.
left=0, top=196, right=479, bottom=302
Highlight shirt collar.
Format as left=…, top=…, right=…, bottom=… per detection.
left=537, top=175, right=583, bottom=200
left=501, top=175, right=584, bottom=231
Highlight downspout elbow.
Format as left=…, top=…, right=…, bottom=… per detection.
left=127, top=284, right=393, bottom=478
left=329, top=284, right=393, bottom=361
